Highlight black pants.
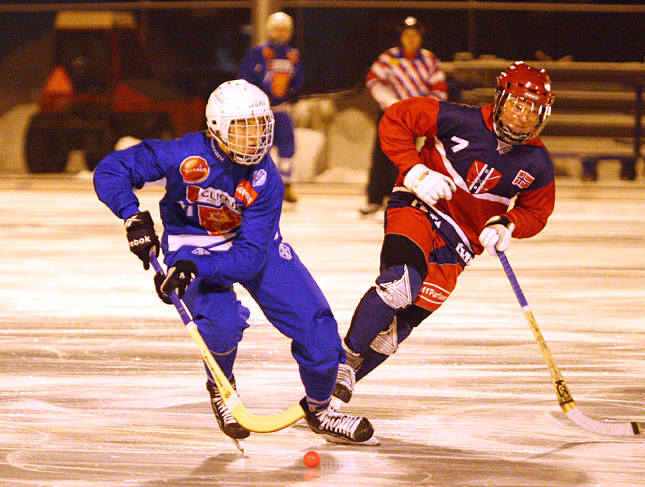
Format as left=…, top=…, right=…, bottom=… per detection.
left=366, top=111, right=399, bottom=205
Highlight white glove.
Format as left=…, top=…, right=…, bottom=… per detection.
left=479, top=216, right=515, bottom=256
left=404, top=164, right=457, bottom=206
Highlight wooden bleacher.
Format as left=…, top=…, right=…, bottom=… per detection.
left=444, top=57, right=645, bottom=180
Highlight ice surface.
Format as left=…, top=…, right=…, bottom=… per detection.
left=0, top=176, right=644, bottom=486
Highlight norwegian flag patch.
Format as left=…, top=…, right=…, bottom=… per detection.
left=513, top=170, right=535, bottom=189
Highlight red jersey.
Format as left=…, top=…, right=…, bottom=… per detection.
left=380, top=97, right=555, bottom=257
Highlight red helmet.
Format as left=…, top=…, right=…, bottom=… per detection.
left=493, top=61, right=555, bottom=144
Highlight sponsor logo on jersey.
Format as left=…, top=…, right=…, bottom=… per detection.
left=198, top=205, right=241, bottom=236
left=466, top=161, right=502, bottom=194
left=513, top=170, right=535, bottom=189
left=185, top=186, right=241, bottom=210
left=179, top=156, right=210, bottom=183
left=235, top=179, right=259, bottom=206
left=268, top=58, right=294, bottom=74
left=455, top=242, right=474, bottom=265
left=417, top=282, right=450, bottom=306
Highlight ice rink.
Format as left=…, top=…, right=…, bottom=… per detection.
left=1, top=175, right=644, bottom=487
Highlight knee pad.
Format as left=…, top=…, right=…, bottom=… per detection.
left=375, top=264, right=423, bottom=310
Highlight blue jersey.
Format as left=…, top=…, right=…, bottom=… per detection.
left=93, top=132, right=284, bottom=285
left=237, top=41, right=305, bottom=106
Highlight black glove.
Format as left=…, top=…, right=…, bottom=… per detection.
left=154, top=260, right=199, bottom=304
left=124, top=211, right=159, bottom=270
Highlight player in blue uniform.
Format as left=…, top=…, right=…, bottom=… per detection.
left=93, top=79, right=375, bottom=448
left=332, top=62, right=557, bottom=408
left=238, top=12, right=304, bottom=204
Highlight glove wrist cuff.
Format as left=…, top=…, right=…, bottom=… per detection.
left=403, top=164, right=430, bottom=191
left=485, top=215, right=513, bottom=229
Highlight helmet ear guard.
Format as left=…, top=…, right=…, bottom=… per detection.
left=493, top=61, right=555, bottom=145
left=205, top=80, right=275, bottom=165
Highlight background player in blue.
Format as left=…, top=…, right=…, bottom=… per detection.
left=332, top=62, right=557, bottom=409
left=238, top=12, right=304, bottom=204
left=93, top=80, right=375, bottom=448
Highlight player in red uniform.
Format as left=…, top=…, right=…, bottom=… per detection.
left=333, top=62, right=556, bottom=406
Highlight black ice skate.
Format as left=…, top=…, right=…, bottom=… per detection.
left=299, top=397, right=379, bottom=445
left=331, top=362, right=355, bottom=410
left=206, top=380, right=250, bottom=452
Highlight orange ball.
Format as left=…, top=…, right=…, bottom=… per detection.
left=303, top=450, right=320, bottom=468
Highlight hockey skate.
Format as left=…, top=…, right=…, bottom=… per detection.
left=299, top=397, right=379, bottom=445
left=330, top=362, right=355, bottom=410
left=206, top=380, right=250, bottom=452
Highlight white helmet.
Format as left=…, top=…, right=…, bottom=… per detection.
left=206, top=80, right=274, bottom=165
left=266, top=12, right=293, bottom=43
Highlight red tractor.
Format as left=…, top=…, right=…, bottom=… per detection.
left=25, top=11, right=205, bottom=173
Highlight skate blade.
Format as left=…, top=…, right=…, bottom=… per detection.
left=323, top=434, right=380, bottom=446
left=230, top=437, right=245, bottom=453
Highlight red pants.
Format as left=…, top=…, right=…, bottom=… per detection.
left=385, top=206, right=465, bottom=312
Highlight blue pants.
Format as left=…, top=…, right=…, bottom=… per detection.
left=273, top=111, right=295, bottom=159
left=273, top=111, right=295, bottom=182
left=180, top=239, right=343, bottom=404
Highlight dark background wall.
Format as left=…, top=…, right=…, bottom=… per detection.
left=1, top=1, right=644, bottom=101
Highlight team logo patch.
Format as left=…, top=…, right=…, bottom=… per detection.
left=180, top=156, right=210, bottom=183
left=191, top=247, right=211, bottom=256
left=466, top=161, right=502, bottom=194
left=513, top=170, right=535, bottom=189
left=198, top=205, right=241, bottom=236
left=278, top=242, right=293, bottom=260
left=252, top=169, right=268, bottom=187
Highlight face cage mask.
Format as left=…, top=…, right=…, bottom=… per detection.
left=493, top=90, right=551, bottom=145
left=216, top=114, right=275, bottom=165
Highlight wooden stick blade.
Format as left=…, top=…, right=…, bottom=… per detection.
left=566, top=407, right=643, bottom=437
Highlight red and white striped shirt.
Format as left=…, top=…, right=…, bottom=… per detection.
left=366, top=47, right=448, bottom=110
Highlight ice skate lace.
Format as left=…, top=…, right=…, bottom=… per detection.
left=317, top=408, right=362, bottom=438
left=336, top=363, right=355, bottom=392
left=212, top=390, right=236, bottom=425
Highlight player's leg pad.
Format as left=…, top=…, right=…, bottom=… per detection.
left=375, top=264, right=420, bottom=310
left=299, top=397, right=377, bottom=445
left=370, top=317, right=398, bottom=356
left=206, top=379, right=250, bottom=440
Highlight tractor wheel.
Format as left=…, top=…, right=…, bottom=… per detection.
left=24, top=114, right=69, bottom=173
